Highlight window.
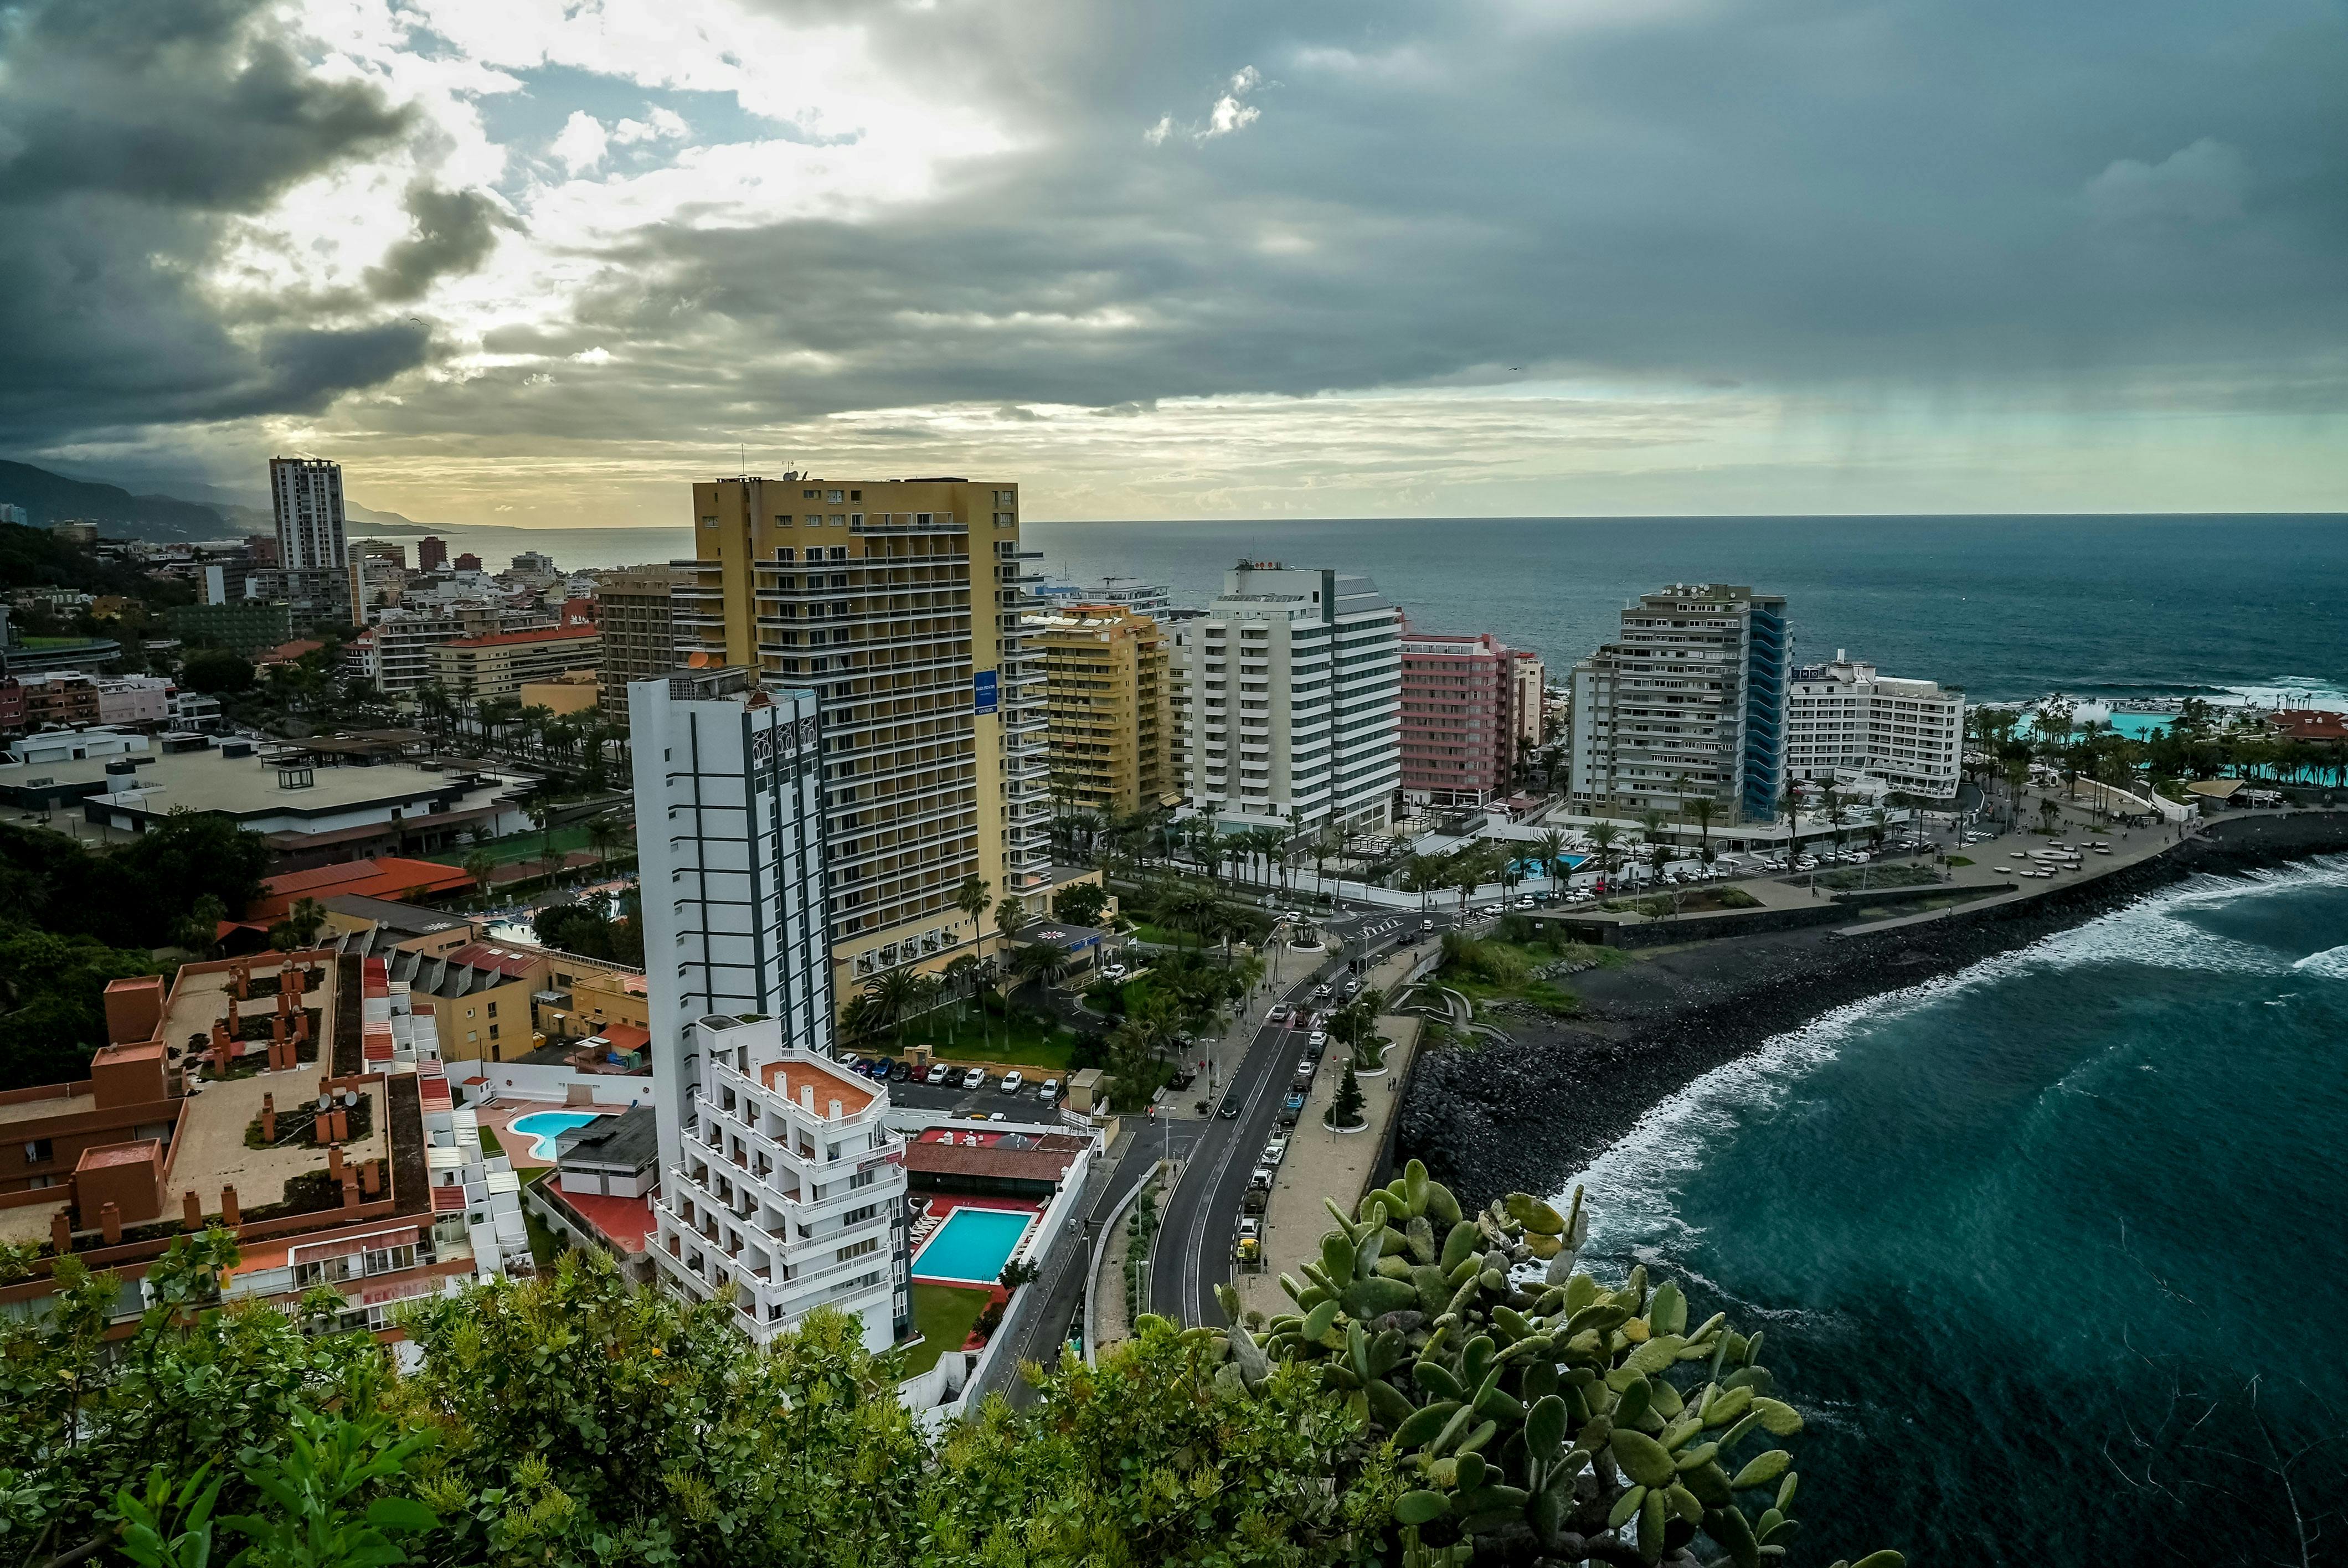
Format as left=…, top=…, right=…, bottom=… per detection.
left=486, top=1000, right=498, bottom=1018
left=701, top=517, right=718, bottom=528
left=827, top=490, right=844, bottom=503
left=24, top=1138, right=52, bottom=1165
left=837, top=1237, right=879, bottom=1262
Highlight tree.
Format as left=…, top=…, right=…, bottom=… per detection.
left=585, top=813, right=622, bottom=872
left=994, top=896, right=1029, bottom=960
left=1052, top=879, right=1110, bottom=927
left=171, top=892, right=227, bottom=955
left=524, top=788, right=559, bottom=875
left=954, top=874, right=992, bottom=959
left=1325, top=1060, right=1366, bottom=1129
left=1534, top=829, right=1568, bottom=892
left=1011, top=940, right=1073, bottom=1005
left=269, top=896, right=328, bottom=951
left=1588, top=821, right=1622, bottom=890
left=462, top=847, right=497, bottom=900
left=1690, top=795, right=1716, bottom=854
left=180, top=648, right=254, bottom=695
left=862, top=966, right=935, bottom=1042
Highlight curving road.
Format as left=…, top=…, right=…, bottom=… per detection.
left=1147, top=909, right=1438, bottom=1327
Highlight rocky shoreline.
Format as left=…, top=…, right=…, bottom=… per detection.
left=1395, top=810, right=2348, bottom=1206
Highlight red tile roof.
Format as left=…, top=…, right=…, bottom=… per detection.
left=251, top=857, right=476, bottom=919
left=2268, top=710, right=2348, bottom=742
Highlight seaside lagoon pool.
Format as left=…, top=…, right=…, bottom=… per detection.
left=912, top=1207, right=1032, bottom=1286
left=509, top=1110, right=607, bottom=1159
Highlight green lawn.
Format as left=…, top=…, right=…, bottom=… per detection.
left=476, top=1121, right=504, bottom=1157
left=902, top=1283, right=993, bottom=1375
left=424, top=824, right=622, bottom=869
left=894, top=1005, right=1079, bottom=1069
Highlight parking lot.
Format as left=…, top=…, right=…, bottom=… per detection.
left=845, top=1056, right=1071, bottom=1122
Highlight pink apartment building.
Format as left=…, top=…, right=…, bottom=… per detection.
left=1399, top=627, right=1542, bottom=807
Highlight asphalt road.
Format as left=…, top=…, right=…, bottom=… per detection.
left=1146, top=907, right=1440, bottom=1327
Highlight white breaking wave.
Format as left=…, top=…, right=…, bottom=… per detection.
left=2292, top=944, right=2348, bottom=981
left=1551, top=853, right=2348, bottom=1255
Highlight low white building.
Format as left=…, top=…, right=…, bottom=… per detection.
left=648, top=1014, right=908, bottom=1352
left=96, top=676, right=175, bottom=729
left=1784, top=651, right=1965, bottom=802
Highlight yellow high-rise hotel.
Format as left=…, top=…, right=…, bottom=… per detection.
left=1032, top=604, right=1181, bottom=816
left=676, top=474, right=1088, bottom=1003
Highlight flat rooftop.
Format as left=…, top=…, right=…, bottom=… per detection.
left=759, top=1058, right=877, bottom=1116
left=159, top=963, right=388, bottom=1203
left=0, top=746, right=481, bottom=820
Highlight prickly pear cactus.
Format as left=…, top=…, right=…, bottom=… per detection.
left=1227, top=1162, right=1905, bottom=1568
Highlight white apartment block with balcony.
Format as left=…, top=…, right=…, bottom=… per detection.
left=1783, top=651, right=1965, bottom=802
left=649, top=1014, right=908, bottom=1351
left=1169, top=563, right=1402, bottom=833
left=630, top=665, right=908, bottom=1345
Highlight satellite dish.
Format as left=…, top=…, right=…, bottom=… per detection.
left=316, top=1095, right=332, bottom=1112
left=341, top=1089, right=359, bottom=1108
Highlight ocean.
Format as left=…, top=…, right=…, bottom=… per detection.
left=385, top=513, right=2348, bottom=705
left=1555, top=858, right=2348, bottom=1565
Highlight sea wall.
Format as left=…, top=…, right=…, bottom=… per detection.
left=1397, top=812, right=2348, bottom=1206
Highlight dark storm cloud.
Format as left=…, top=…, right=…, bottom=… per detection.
left=365, top=183, right=518, bottom=303
left=0, top=0, right=412, bottom=208
left=514, top=0, right=2347, bottom=431
left=0, top=0, right=430, bottom=443
left=12, top=0, right=2348, bottom=456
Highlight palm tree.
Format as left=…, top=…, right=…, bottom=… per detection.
left=585, top=814, right=621, bottom=874
left=955, top=875, right=992, bottom=958
left=1587, top=821, right=1621, bottom=891
left=1779, top=783, right=1803, bottom=853
left=1534, top=829, right=1567, bottom=894
left=462, top=848, right=498, bottom=903
left=1688, top=796, right=1716, bottom=858
left=862, top=966, right=932, bottom=1037
left=1011, top=940, right=1073, bottom=1006
left=1867, top=806, right=1889, bottom=852
left=941, top=955, right=981, bottom=1043
left=1451, top=848, right=1485, bottom=916
left=525, top=790, right=558, bottom=876
left=995, top=897, right=1030, bottom=966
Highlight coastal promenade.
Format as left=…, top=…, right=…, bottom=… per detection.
left=1228, top=944, right=1425, bottom=1325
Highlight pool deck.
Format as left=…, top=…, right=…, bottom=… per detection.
left=478, top=1098, right=595, bottom=1171
left=908, top=1194, right=1041, bottom=1287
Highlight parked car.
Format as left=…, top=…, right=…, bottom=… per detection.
left=1098, top=962, right=1129, bottom=982
left=1307, top=1030, right=1329, bottom=1054
left=839, top=1053, right=864, bottom=1073
left=961, top=1066, right=988, bottom=1091
left=925, top=1063, right=950, bottom=1086
left=1000, top=1069, right=1025, bottom=1095
left=1280, top=1092, right=1305, bottom=1127
left=889, top=1059, right=912, bottom=1081
left=1036, top=1077, right=1060, bottom=1105
left=1262, top=1134, right=1290, bottom=1165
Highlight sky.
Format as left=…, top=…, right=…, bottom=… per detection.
left=1, top=0, right=2344, bottom=525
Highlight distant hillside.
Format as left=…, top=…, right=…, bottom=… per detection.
left=0, top=459, right=235, bottom=542
left=0, top=459, right=438, bottom=542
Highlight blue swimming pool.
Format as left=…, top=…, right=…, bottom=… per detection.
left=913, top=1207, right=1032, bottom=1285
left=509, top=1110, right=606, bottom=1159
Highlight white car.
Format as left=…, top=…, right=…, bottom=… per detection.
left=1000, top=1069, right=1025, bottom=1095
left=925, top=1063, right=950, bottom=1086
left=1098, top=962, right=1129, bottom=982
left=1307, top=1030, right=1329, bottom=1050
left=1036, top=1078, right=1060, bottom=1104
left=1262, top=1134, right=1290, bottom=1165
left=961, top=1066, right=987, bottom=1091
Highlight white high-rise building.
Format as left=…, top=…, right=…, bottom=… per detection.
left=1784, top=651, right=1965, bottom=802
left=1567, top=584, right=1790, bottom=823
left=634, top=663, right=909, bottom=1348
left=270, top=456, right=346, bottom=572
left=268, top=457, right=350, bottom=617
left=1168, top=563, right=1402, bottom=832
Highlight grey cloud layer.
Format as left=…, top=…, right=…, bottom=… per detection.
left=7, top=0, right=2348, bottom=457
left=0, top=0, right=445, bottom=441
